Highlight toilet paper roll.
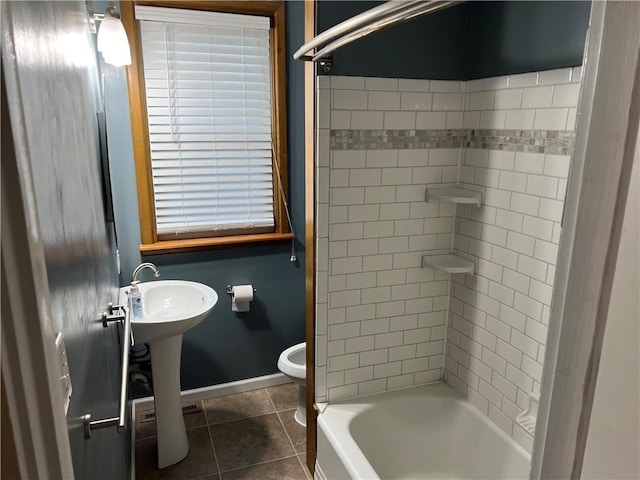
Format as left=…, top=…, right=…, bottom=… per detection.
left=231, top=285, right=254, bottom=302
left=232, top=285, right=253, bottom=312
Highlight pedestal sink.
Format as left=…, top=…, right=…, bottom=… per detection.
left=119, top=280, right=218, bottom=469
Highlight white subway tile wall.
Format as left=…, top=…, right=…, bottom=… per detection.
left=315, top=76, right=463, bottom=403
left=447, top=67, right=580, bottom=453
left=315, top=69, right=580, bottom=451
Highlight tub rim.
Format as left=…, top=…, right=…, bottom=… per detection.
left=317, top=381, right=532, bottom=479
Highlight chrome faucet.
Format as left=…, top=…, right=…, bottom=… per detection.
left=131, top=262, right=160, bottom=283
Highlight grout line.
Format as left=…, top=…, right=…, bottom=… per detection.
left=450, top=281, right=550, bottom=344
left=217, top=455, right=302, bottom=475
left=206, top=425, right=221, bottom=480
left=266, top=389, right=300, bottom=457
left=201, top=386, right=286, bottom=427
left=205, top=409, right=277, bottom=427
left=202, top=386, right=295, bottom=477
left=209, top=388, right=296, bottom=475
left=134, top=420, right=206, bottom=442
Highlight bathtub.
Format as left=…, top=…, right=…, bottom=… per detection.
left=316, top=382, right=530, bottom=480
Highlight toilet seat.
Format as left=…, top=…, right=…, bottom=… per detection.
left=277, top=342, right=306, bottom=380
left=277, top=342, right=307, bottom=426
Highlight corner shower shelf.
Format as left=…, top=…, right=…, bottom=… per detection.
left=516, top=392, right=540, bottom=435
left=426, top=188, right=482, bottom=208
left=422, top=254, right=475, bottom=275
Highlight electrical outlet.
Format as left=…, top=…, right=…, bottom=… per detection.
left=55, top=333, right=72, bottom=415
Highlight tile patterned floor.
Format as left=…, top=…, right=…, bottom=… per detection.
left=135, top=383, right=311, bottom=480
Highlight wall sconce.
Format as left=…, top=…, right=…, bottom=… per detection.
left=89, top=2, right=131, bottom=66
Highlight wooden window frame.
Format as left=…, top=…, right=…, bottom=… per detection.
left=121, top=0, right=292, bottom=255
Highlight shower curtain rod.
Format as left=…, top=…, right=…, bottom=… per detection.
left=294, top=0, right=463, bottom=68
left=293, top=0, right=421, bottom=60
left=310, top=1, right=462, bottom=63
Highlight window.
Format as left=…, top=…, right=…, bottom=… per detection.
left=122, top=1, right=290, bottom=253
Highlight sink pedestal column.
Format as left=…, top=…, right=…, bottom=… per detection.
left=150, top=334, right=189, bottom=468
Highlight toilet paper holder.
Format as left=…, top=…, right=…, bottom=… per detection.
left=226, top=285, right=257, bottom=295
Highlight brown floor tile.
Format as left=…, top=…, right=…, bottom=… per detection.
left=135, top=407, right=157, bottom=441
left=135, top=401, right=207, bottom=441
left=278, top=409, right=306, bottom=454
left=135, top=426, right=217, bottom=480
left=203, top=389, right=275, bottom=425
left=266, top=383, right=298, bottom=412
left=184, top=402, right=207, bottom=426
left=210, top=413, right=295, bottom=472
left=220, top=457, right=307, bottom=480
left=193, top=476, right=220, bottom=480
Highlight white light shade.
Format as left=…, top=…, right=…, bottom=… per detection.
left=97, top=16, right=132, bottom=66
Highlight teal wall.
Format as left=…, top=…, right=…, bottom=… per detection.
left=105, top=2, right=306, bottom=393
left=317, top=1, right=591, bottom=79
left=465, top=1, right=591, bottom=79
left=316, top=1, right=471, bottom=79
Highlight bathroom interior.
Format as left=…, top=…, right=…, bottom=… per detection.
left=1, top=1, right=638, bottom=480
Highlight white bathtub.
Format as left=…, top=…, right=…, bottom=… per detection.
left=316, top=382, right=531, bottom=480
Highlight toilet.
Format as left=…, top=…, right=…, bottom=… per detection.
left=277, top=342, right=306, bottom=426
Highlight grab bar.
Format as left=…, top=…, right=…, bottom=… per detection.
left=83, top=303, right=132, bottom=438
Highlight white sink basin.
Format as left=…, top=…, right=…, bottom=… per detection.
left=119, top=279, right=217, bottom=468
left=124, top=280, right=218, bottom=344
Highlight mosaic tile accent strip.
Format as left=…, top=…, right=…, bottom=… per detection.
left=330, top=128, right=575, bottom=155
left=464, top=129, right=575, bottom=155
left=330, top=129, right=464, bottom=150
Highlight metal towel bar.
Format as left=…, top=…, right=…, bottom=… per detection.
left=83, top=303, right=132, bottom=438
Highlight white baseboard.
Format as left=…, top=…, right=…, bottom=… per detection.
left=132, top=372, right=290, bottom=411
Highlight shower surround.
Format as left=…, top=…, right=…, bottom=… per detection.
left=315, top=68, right=581, bottom=452
left=316, top=76, right=465, bottom=404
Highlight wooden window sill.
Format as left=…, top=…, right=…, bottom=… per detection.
left=140, top=232, right=294, bottom=255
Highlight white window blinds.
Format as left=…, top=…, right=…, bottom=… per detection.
left=135, top=6, right=275, bottom=238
